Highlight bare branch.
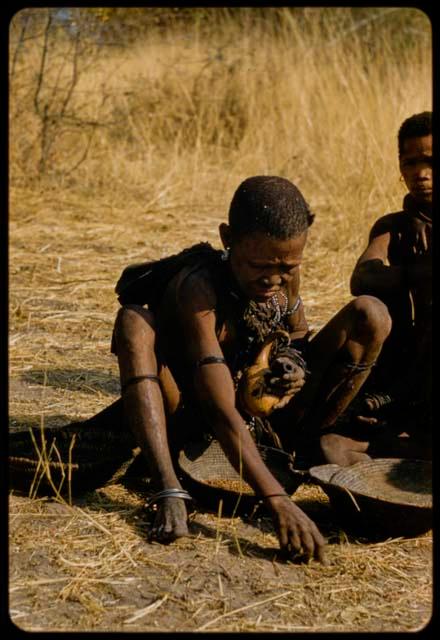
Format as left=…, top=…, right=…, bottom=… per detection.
left=63, top=128, right=97, bottom=176
left=60, top=30, right=80, bottom=117
left=10, top=12, right=31, bottom=78
left=33, top=9, right=52, bottom=119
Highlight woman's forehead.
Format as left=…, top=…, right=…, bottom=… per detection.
left=234, top=230, right=307, bottom=258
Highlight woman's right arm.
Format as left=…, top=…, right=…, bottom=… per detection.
left=176, top=272, right=327, bottom=563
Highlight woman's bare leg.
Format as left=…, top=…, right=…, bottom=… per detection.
left=113, top=305, right=188, bottom=541
left=284, top=295, right=392, bottom=465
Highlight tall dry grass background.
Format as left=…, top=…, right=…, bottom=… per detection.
left=9, top=8, right=432, bottom=328
left=8, top=7, right=433, bottom=632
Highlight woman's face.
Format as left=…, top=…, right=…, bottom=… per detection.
left=225, top=229, right=307, bottom=301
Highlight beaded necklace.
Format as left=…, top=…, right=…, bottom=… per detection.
left=227, top=288, right=302, bottom=385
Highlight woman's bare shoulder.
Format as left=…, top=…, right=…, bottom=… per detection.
left=175, top=265, right=218, bottom=314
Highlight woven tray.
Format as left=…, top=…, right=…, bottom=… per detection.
left=9, top=425, right=136, bottom=496
left=309, top=458, right=432, bottom=538
left=178, top=438, right=306, bottom=515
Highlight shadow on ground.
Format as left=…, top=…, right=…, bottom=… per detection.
left=9, top=414, right=88, bottom=432
left=20, top=369, right=120, bottom=395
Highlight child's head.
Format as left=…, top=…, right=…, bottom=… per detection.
left=398, top=111, right=432, bottom=157
left=220, top=176, right=313, bottom=301
left=398, top=112, right=432, bottom=207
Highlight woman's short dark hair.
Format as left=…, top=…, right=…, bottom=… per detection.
left=398, top=111, right=432, bottom=157
left=228, top=175, right=315, bottom=240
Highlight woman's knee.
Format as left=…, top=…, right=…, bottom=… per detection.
left=114, top=305, right=156, bottom=352
left=351, top=295, right=392, bottom=343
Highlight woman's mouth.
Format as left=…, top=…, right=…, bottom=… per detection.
left=254, top=287, right=279, bottom=300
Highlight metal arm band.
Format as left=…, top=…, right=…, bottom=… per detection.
left=194, top=355, right=226, bottom=370
left=121, top=374, right=160, bottom=394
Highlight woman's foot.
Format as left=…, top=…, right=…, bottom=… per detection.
left=319, top=432, right=371, bottom=467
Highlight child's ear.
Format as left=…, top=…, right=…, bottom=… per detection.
left=219, top=223, right=232, bottom=250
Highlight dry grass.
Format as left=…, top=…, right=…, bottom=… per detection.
left=9, top=485, right=432, bottom=632
left=9, top=7, right=432, bottom=632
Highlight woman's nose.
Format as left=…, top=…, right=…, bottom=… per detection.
left=262, top=275, right=282, bottom=286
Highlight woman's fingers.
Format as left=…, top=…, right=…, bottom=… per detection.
left=271, top=497, right=327, bottom=564
left=267, top=372, right=305, bottom=392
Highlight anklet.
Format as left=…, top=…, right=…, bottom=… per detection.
left=344, top=360, right=376, bottom=372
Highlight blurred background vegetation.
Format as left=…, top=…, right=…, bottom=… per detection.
left=9, top=6, right=432, bottom=328
left=9, top=7, right=431, bottom=189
